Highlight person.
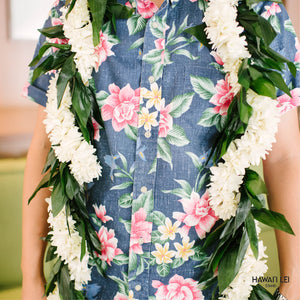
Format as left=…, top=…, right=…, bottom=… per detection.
left=22, top=0, right=300, bottom=299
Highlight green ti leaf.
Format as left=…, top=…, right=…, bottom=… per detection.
left=184, top=23, right=211, bottom=49
left=38, top=25, right=66, bottom=39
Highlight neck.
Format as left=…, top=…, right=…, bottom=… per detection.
left=152, top=0, right=165, bottom=9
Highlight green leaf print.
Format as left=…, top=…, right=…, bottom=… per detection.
left=151, top=230, right=164, bottom=244
left=118, top=193, right=133, bottom=208
left=151, top=211, right=166, bottom=227
left=174, top=179, right=192, bottom=196
left=197, top=107, right=220, bottom=127
left=190, top=75, right=215, bottom=100
left=143, top=49, right=162, bottom=64
left=172, top=49, right=200, bottom=61
left=157, top=137, right=173, bottom=168
left=113, top=254, right=129, bottom=266
left=186, top=151, right=204, bottom=172
left=108, top=275, right=128, bottom=296
left=156, top=263, right=170, bottom=277
left=119, top=217, right=131, bottom=233
left=127, top=15, right=147, bottom=36
left=284, top=19, right=296, bottom=35
left=96, top=90, right=109, bottom=108
left=148, top=157, right=157, bottom=174
left=119, top=152, right=128, bottom=170
left=150, top=14, right=167, bottom=39
left=132, top=190, right=154, bottom=214
left=162, top=187, right=190, bottom=199
left=269, top=15, right=281, bottom=34
left=169, top=92, right=194, bottom=118
left=166, top=124, right=190, bottom=147
left=90, top=213, right=103, bottom=228
left=124, top=124, right=137, bottom=141
left=110, top=181, right=133, bottom=190
left=128, top=252, right=138, bottom=273
left=136, top=257, right=145, bottom=277
left=172, top=258, right=185, bottom=269
left=128, top=37, right=144, bottom=50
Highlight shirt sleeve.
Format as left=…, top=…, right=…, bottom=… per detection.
left=24, top=0, right=65, bottom=107
left=256, top=1, right=300, bottom=114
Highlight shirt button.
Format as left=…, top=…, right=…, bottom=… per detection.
left=152, top=21, right=158, bottom=29
left=145, top=131, right=151, bottom=138
left=148, top=76, right=155, bottom=83
left=141, top=186, right=147, bottom=193
left=135, top=284, right=142, bottom=291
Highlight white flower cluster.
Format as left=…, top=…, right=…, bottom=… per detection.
left=219, top=223, right=268, bottom=299
left=203, top=0, right=250, bottom=93
left=47, top=284, right=60, bottom=300
left=209, top=90, right=280, bottom=220
left=46, top=197, right=91, bottom=291
left=44, top=73, right=102, bottom=186
left=61, top=0, right=100, bottom=84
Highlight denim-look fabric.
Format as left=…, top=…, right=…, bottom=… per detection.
left=26, top=1, right=300, bottom=299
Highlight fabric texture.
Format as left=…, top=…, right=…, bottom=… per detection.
left=25, top=0, right=300, bottom=299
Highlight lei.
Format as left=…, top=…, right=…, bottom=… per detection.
left=29, top=0, right=295, bottom=299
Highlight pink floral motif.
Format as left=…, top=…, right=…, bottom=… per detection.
left=158, top=102, right=173, bottom=137
left=137, top=0, right=158, bottom=19
left=22, top=82, right=30, bottom=98
left=93, top=204, right=113, bottom=223
left=155, top=38, right=165, bottom=64
left=211, top=51, right=224, bottom=66
left=52, top=0, right=59, bottom=7
left=173, top=191, right=218, bottom=239
left=210, top=76, right=234, bottom=116
left=48, top=18, right=69, bottom=52
left=94, top=31, right=115, bottom=70
left=129, top=208, right=152, bottom=254
left=92, top=118, right=101, bottom=141
left=295, top=38, right=300, bottom=63
left=277, top=88, right=300, bottom=114
left=262, top=3, right=281, bottom=18
left=96, top=227, right=123, bottom=266
left=152, top=274, right=204, bottom=300
left=114, top=293, right=128, bottom=300
left=101, top=83, right=140, bottom=132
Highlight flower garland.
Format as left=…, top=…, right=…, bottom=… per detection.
left=44, top=73, right=101, bottom=186
left=28, top=0, right=296, bottom=298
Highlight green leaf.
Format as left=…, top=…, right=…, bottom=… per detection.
left=174, top=179, right=192, bottom=195
left=119, top=218, right=131, bottom=234
left=238, top=88, right=253, bottom=125
left=108, top=275, right=128, bottom=296
left=109, top=3, right=134, bottom=19
left=38, top=25, right=66, bottom=39
left=245, top=213, right=258, bottom=259
left=136, top=257, right=145, bottom=277
left=269, top=15, right=281, bottom=34
left=127, top=15, right=147, bottom=36
left=151, top=230, right=163, bottom=243
left=88, top=0, right=108, bottom=46
left=124, top=125, right=137, bottom=141
left=166, top=124, right=189, bottom=146
left=198, top=108, right=219, bottom=127
left=190, top=75, right=215, bottom=100
left=245, top=169, right=267, bottom=197
left=113, top=254, right=129, bottom=266
left=118, top=193, right=133, bottom=208
left=58, top=264, right=72, bottom=300
left=172, top=49, right=200, bottom=61
left=132, top=190, right=154, bottom=214
left=156, top=263, right=170, bottom=277
left=184, top=23, right=211, bottom=49
left=110, top=181, right=133, bottom=191
left=250, top=77, right=276, bottom=99
left=56, top=54, right=76, bottom=107
left=186, top=151, right=204, bottom=172
left=264, top=70, right=291, bottom=96
left=172, top=258, right=185, bottom=268
left=157, top=137, right=173, bottom=167
left=251, top=207, right=294, bottom=235
left=28, top=172, right=51, bottom=204
left=250, top=284, right=274, bottom=299
left=284, top=19, right=296, bottom=35
left=169, top=93, right=194, bottom=118
left=161, top=187, right=190, bottom=199
left=128, top=37, right=144, bottom=50
left=151, top=211, right=166, bottom=227
left=202, top=221, right=227, bottom=251
left=51, top=183, right=68, bottom=217
left=234, top=190, right=251, bottom=232
left=65, top=171, right=80, bottom=200
left=128, top=252, right=137, bottom=272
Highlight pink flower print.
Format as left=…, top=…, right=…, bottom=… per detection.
left=262, top=3, right=281, bottom=18
left=96, top=227, right=123, bottom=266
left=137, top=0, right=158, bottom=19
left=173, top=191, right=218, bottom=239
left=152, top=274, right=204, bottom=300
left=52, top=0, right=59, bottom=7
left=158, top=102, right=173, bottom=137
left=210, top=76, right=234, bottom=116
left=277, top=88, right=300, bottom=114
left=22, top=82, right=30, bottom=98
left=125, top=1, right=132, bottom=8
left=129, top=208, right=152, bottom=254
left=211, top=51, right=224, bottom=66
left=295, top=38, right=300, bottom=62
left=92, top=118, right=101, bottom=141
left=94, top=32, right=115, bottom=70
left=155, top=38, right=166, bottom=64
left=114, top=293, right=128, bottom=300
left=93, top=204, right=113, bottom=223
left=101, top=83, right=140, bottom=132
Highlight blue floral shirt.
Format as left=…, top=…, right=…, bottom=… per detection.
left=26, top=0, right=300, bottom=299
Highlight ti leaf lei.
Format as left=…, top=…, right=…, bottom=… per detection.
left=29, top=0, right=295, bottom=298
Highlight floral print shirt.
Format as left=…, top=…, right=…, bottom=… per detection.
left=26, top=0, right=300, bottom=299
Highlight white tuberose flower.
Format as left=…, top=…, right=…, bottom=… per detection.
left=44, top=73, right=102, bottom=185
